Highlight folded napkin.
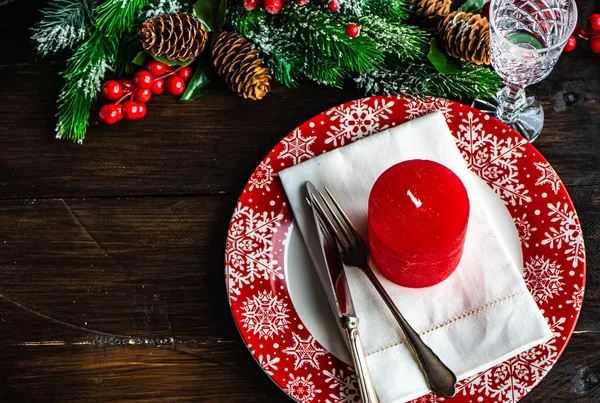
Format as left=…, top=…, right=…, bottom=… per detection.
left=279, top=112, right=552, bottom=403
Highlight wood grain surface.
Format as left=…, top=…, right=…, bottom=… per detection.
left=1, top=1, right=599, bottom=402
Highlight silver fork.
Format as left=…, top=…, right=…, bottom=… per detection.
left=308, top=185, right=457, bottom=398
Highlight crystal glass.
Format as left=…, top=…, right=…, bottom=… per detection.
left=473, top=0, right=578, bottom=142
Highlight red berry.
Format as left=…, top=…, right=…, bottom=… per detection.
left=346, top=23, right=360, bottom=38
left=243, top=0, right=258, bottom=10
left=563, top=35, right=576, bottom=52
left=115, top=104, right=123, bottom=121
left=588, top=13, right=600, bottom=32
left=101, top=81, right=124, bottom=101
left=295, top=0, right=309, bottom=5
left=264, top=0, right=282, bottom=13
left=166, top=76, right=186, bottom=95
left=99, top=104, right=119, bottom=125
left=590, top=34, right=600, bottom=54
left=133, top=88, right=152, bottom=103
left=119, top=79, right=134, bottom=93
left=145, top=60, right=167, bottom=77
left=177, top=66, right=193, bottom=81
left=328, top=0, right=339, bottom=11
left=151, top=79, right=165, bottom=95
left=122, top=101, right=139, bottom=120
left=133, top=70, right=154, bottom=89
left=481, top=1, right=490, bottom=19
left=136, top=103, right=147, bottom=119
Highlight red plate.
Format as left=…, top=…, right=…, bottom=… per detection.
left=225, top=96, right=586, bottom=403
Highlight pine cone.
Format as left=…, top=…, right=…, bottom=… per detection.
left=438, top=11, right=490, bottom=65
left=210, top=31, right=271, bottom=101
left=413, top=0, right=452, bottom=20
left=139, top=12, right=208, bottom=62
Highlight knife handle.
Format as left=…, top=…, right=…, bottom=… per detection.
left=341, top=315, right=380, bottom=403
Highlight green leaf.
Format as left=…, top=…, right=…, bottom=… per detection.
left=427, top=38, right=462, bottom=74
left=180, top=60, right=217, bottom=100
left=151, top=53, right=196, bottom=67
left=132, top=51, right=148, bottom=66
left=458, top=0, right=489, bottom=13
left=193, top=0, right=227, bottom=32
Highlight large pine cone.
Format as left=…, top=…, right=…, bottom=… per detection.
left=139, top=12, right=208, bottom=62
left=413, top=0, right=452, bottom=20
left=438, top=11, right=490, bottom=65
left=210, top=31, right=271, bottom=101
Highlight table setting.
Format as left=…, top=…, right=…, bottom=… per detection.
left=0, top=0, right=598, bottom=401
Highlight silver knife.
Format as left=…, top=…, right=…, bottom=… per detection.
left=306, top=181, right=380, bottom=403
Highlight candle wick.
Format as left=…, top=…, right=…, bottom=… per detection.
left=407, top=190, right=422, bottom=208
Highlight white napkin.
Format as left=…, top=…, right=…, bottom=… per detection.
left=279, top=112, right=552, bottom=403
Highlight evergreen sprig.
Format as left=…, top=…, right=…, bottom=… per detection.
left=364, top=0, right=412, bottom=21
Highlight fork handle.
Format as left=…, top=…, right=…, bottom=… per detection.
left=341, top=315, right=380, bottom=403
left=365, top=269, right=457, bottom=398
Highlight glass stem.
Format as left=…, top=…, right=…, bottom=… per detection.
left=496, top=84, right=525, bottom=124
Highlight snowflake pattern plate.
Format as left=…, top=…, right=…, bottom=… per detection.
left=225, top=96, right=586, bottom=403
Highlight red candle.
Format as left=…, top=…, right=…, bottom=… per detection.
left=368, top=159, right=470, bottom=288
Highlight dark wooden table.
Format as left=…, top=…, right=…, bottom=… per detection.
left=1, top=1, right=599, bottom=402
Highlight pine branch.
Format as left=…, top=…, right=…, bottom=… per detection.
left=31, top=0, right=95, bottom=56
left=360, top=16, right=428, bottom=62
left=363, top=0, right=412, bottom=21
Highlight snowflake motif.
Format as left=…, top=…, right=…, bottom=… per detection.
left=279, top=128, right=316, bottom=164
left=566, top=284, right=584, bottom=311
left=513, top=213, right=537, bottom=248
left=524, top=256, right=563, bottom=304
left=283, top=332, right=327, bottom=370
left=454, top=111, right=532, bottom=206
left=241, top=291, right=289, bottom=339
left=404, top=96, right=453, bottom=123
left=457, top=316, right=564, bottom=402
left=323, top=369, right=360, bottom=403
left=258, top=354, right=280, bottom=376
left=534, top=162, right=561, bottom=194
left=287, top=374, right=322, bottom=402
left=226, top=203, right=284, bottom=299
left=411, top=394, right=446, bottom=403
left=248, top=158, right=273, bottom=191
left=325, top=98, right=394, bottom=146
left=541, top=202, right=585, bottom=268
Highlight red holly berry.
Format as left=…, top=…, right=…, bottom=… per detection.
left=177, top=66, right=193, bottom=81
left=101, top=81, right=124, bottom=101
left=346, top=23, right=360, bottom=38
left=145, top=60, right=167, bottom=77
left=166, top=76, right=186, bottom=95
left=122, top=101, right=140, bottom=120
left=133, top=70, right=154, bottom=89
left=243, top=0, right=259, bottom=10
left=588, top=13, right=600, bottom=32
left=295, top=0, right=309, bottom=5
left=136, top=103, right=147, bottom=119
left=563, top=35, right=577, bottom=52
left=264, top=0, right=283, bottom=14
left=99, top=104, right=120, bottom=124
left=328, top=0, right=339, bottom=11
left=133, top=88, right=152, bottom=103
left=115, top=104, right=123, bottom=121
left=119, top=79, right=134, bottom=93
left=481, top=1, right=490, bottom=19
left=590, top=34, right=600, bottom=54
left=151, top=79, right=165, bottom=95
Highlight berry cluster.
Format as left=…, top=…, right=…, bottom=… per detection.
left=565, top=14, right=600, bottom=53
left=99, top=61, right=192, bottom=124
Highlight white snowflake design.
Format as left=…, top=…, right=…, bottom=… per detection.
left=257, top=354, right=280, bottom=376
left=226, top=203, right=284, bottom=299
left=534, top=162, right=561, bottom=194
left=412, top=394, right=446, bottom=403
left=541, top=202, right=585, bottom=268
left=279, top=128, right=316, bottom=164
left=513, top=213, right=537, bottom=248
left=566, top=284, right=584, bottom=311
left=241, top=291, right=289, bottom=339
left=325, top=98, right=394, bottom=146
left=323, top=369, right=360, bottom=403
left=283, top=332, right=327, bottom=370
left=524, top=256, right=563, bottom=304
left=404, top=96, right=453, bottom=123
left=248, top=158, right=273, bottom=191
left=287, top=374, right=322, bottom=402
left=457, top=316, right=564, bottom=402
left=454, top=111, right=532, bottom=206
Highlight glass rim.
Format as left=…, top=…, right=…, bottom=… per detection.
left=489, top=0, right=578, bottom=53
